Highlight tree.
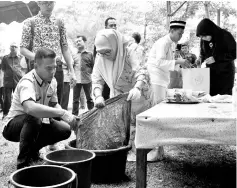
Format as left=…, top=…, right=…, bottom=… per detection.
left=52, top=0, right=237, bottom=54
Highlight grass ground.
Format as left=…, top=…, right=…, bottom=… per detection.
left=0, top=112, right=236, bottom=188
left=0, top=91, right=236, bottom=187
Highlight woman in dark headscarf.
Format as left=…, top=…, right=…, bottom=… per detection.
left=196, top=18, right=236, bottom=96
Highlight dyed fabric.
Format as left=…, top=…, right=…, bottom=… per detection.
left=76, top=93, right=131, bottom=150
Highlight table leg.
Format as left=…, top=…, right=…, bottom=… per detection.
left=136, top=149, right=150, bottom=188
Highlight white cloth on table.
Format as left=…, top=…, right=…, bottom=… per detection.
left=199, top=94, right=232, bottom=103
left=135, top=103, right=236, bottom=149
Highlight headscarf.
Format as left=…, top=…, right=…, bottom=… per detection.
left=94, top=29, right=129, bottom=97
left=196, top=18, right=221, bottom=39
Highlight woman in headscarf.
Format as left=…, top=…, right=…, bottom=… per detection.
left=196, top=18, right=236, bottom=96
left=92, top=29, right=152, bottom=161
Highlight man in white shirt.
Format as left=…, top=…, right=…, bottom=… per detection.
left=146, top=20, right=190, bottom=161
left=147, top=20, right=190, bottom=105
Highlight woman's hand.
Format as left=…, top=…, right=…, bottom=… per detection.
left=127, top=87, right=141, bottom=101
left=95, top=96, right=105, bottom=108
left=205, top=56, right=215, bottom=65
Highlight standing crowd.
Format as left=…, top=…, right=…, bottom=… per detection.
left=1, top=1, right=236, bottom=169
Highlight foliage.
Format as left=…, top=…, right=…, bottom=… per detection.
left=52, top=1, right=237, bottom=55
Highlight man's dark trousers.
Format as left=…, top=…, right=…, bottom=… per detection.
left=72, top=82, right=94, bottom=115
left=3, top=87, right=15, bottom=116
left=61, top=82, right=70, bottom=110
left=2, top=114, right=71, bottom=169
left=55, top=66, right=64, bottom=105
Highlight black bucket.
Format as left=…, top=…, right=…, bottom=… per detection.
left=44, top=149, right=95, bottom=188
left=65, top=139, right=131, bottom=183
left=9, top=165, right=77, bottom=188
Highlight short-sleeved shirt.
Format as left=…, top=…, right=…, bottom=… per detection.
left=2, top=69, right=58, bottom=127
left=72, top=50, right=94, bottom=84
left=1, top=54, right=23, bottom=88
left=20, top=12, right=68, bottom=59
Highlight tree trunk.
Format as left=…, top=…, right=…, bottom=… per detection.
left=217, top=9, right=220, bottom=26
left=144, top=14, right=147, bottom=44
left=166, top=1, right=171, bottom=30
left=204, top=2, right=210, bottom=18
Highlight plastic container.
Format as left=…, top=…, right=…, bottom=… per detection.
left=65, top=139, right=131, bottom=183
left=9, top=165, right=77, bottom=188
left=44, top=149, right=95, bottom=188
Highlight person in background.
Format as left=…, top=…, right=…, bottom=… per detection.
left=196, top=18, right=236, bottom=96
left=1, top=42, right=23, bottom=119
left=105, top=17, right=117, bottom=30
left=168, top=42, right=197, bottom=89
left=72, top=35, right=94, bottom=116
left=128, top=32, right=145, bottom=66
left=179, top=42, right=197, bottom=67
left=147, top=20, right=190, bottom=161
left=2, top=48, right=77, bottom=169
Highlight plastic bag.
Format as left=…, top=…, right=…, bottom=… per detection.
left=75, top=93, right=131, bottom=150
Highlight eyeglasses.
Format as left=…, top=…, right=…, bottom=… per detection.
left=108, top=24, right=117, bottom=27
left=40, top=1, right=56, bottom=7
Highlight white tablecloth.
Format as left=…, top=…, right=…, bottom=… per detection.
left=135, top=103, right=237, bottom=148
